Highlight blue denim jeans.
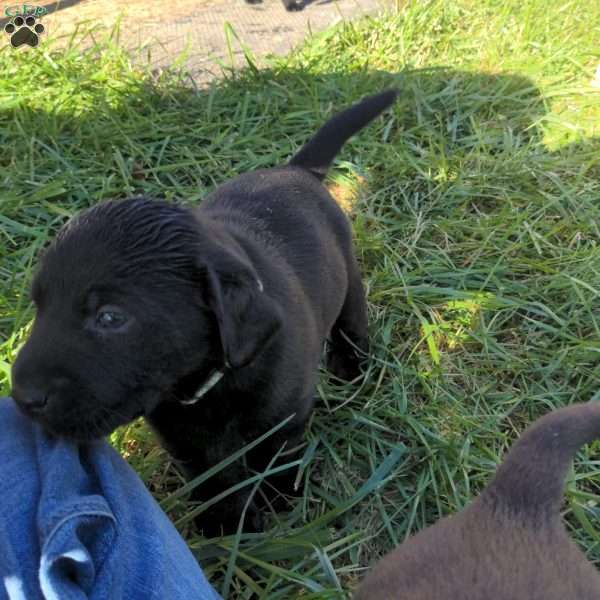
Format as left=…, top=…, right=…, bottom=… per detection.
left=0, top=397, right=221, bottom=600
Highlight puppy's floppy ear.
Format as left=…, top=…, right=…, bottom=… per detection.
left=201, top=250, right=283, bottom=369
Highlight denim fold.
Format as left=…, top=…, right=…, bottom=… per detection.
left=0, top=397, right=221, bottom=600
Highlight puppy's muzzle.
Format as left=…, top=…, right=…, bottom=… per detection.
left=12, top=375, right=70, bottom=416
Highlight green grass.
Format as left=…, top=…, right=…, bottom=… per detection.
left=1, top=0, right=600, bottom=597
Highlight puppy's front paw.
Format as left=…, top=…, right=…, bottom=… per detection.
left=194, top=497, right=264, bottom=537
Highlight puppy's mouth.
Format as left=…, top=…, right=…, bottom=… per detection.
left=42, top=411, right=142, bottom=442
left=37, top=396, right=152, bottom=442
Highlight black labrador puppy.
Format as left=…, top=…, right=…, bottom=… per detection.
left=11, top=90, right=397, bottom=535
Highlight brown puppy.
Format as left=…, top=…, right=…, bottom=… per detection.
left=354, top=402, right=600, bottom=599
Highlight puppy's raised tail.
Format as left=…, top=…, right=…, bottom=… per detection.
left=289, top=89, right=398, bottom=180
left=482, top=402, right=600, bottom=518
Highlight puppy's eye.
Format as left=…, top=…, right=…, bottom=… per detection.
left=95, top=308, right=128, bottom=330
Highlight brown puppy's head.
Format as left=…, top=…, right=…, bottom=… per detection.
left=11, top=197, right=281, bottom=441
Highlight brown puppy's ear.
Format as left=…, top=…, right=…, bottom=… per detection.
left=202, top=254, right=283, bottom=369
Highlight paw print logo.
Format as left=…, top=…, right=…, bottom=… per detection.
left=4, top=15, right=45, bottom=48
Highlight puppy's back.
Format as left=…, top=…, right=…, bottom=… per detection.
left=354, top=402, right=600, bottom=599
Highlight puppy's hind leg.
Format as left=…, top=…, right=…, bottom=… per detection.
left=327, top=258, right=369, bottom=382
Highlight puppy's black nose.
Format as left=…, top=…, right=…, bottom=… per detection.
left=12, top=373, right=72, bottom=415
left=12, top=383, right=49, bottom=413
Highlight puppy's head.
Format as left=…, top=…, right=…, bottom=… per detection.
left=11, top=197, right=281, bottom=440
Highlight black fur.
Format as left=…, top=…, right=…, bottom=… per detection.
left=11, top=90, right=398, bottom=535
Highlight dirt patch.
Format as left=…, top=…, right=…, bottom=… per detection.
left=2, top=0, right=389, bottom=83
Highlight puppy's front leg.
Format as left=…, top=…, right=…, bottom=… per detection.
left=192, top=481, right=264, bottom=537
left=190, top=416, right=309, bottom=536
